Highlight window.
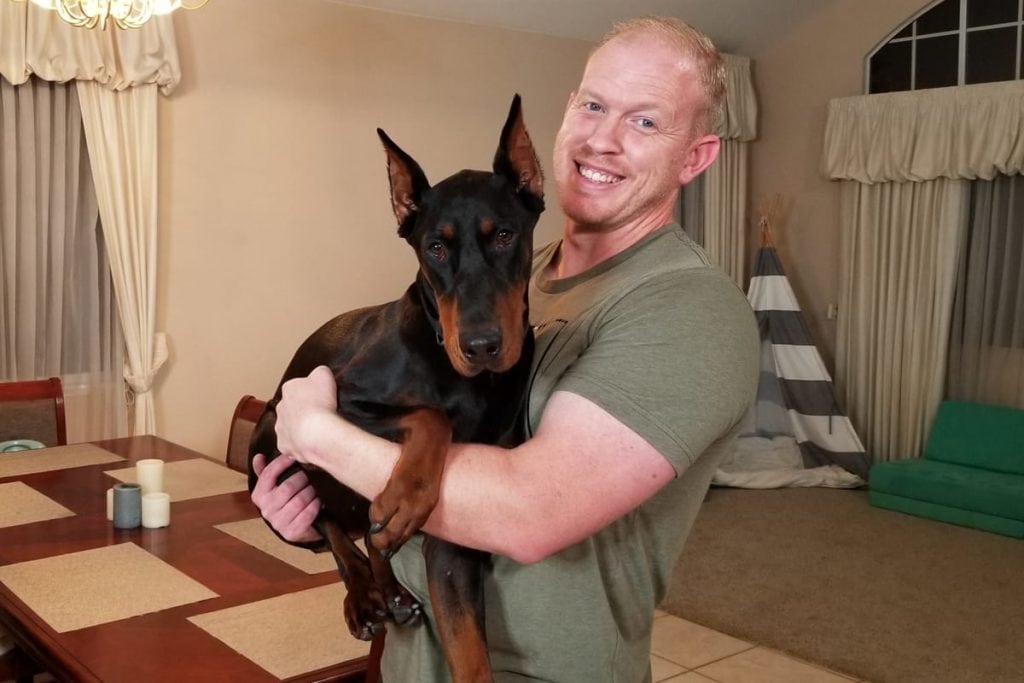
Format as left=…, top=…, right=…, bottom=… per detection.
left=867, top=0, right=1024, bottom=93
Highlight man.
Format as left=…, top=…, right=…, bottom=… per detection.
left=253, top=16, right=759, bottom=682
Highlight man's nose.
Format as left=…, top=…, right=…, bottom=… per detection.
left=584, top=117, right=622, bottom=154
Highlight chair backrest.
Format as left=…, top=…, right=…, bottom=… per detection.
left=0, top=377, right=67, bottom=447
left=226, top=394, right=267, bottom=474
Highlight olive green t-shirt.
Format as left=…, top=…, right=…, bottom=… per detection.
left=384, top=224, right=759, bottom=682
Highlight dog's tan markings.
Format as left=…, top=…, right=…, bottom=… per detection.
left=479, top=218, right=494, bottom=236
left=492, top=281, right=527, bottom=371
left=431, top=606, right=491, bottom=683
left=436, top=293, right=472, bottom=376
left=368, top=407, right=451, bottom=553
left=439, top=223, right=455, bottom=241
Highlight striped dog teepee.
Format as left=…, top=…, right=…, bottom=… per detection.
left=715, top=202, right=869, bottom=489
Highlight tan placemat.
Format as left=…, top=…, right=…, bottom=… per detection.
left=105, top=458, right=247, bottom=502
left=188, top=582, right=370, bottom=679
left=0, top=542, right=218, bottom=633
left=214, top=518, right=339, bottom=575
left=0, top=481, right=74, bottom=529
left=0, top=443, right=124, bottom=479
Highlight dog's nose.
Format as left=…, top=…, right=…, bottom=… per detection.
left=461, top=329, right=502, bottom=361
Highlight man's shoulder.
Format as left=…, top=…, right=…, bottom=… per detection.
left=643, top=223, right=713, bottom=267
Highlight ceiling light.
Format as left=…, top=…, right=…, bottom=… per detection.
left=20, top=0, right=209, bottom=30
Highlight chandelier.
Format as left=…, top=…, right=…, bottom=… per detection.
left=23, top=0, right=209, bottom=30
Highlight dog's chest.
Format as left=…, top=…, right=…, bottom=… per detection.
left=335, top=356, right=495, bottom=442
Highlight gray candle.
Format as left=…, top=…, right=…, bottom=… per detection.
left=112, top=482, right=142, bottom=529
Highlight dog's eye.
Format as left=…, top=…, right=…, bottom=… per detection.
left=495, top=229, right=515, bottom=248
left=427, top=241, right=447, bottom=261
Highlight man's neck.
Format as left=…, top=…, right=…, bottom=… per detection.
left=547, top=213, right=673, bottom=280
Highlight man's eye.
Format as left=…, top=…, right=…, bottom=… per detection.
left=428, top=241, right=447, bottom=261
left=638, top=118, right=655, bottom=129
left=584, top=101, right=603, bottom=113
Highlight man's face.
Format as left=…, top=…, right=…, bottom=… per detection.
left=553, top=34, right=707, bottom=232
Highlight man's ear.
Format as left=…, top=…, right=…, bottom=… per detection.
left=677, top=134, right=721, bottom=186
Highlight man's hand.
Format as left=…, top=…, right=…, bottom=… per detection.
left=275, top=365, right=339, bottom=466
left=250, top=452, right=323, bottom=544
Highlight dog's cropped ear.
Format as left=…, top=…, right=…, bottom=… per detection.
left=377, top=129, right=431, bottom=238
left=493, top=94, right=545, bottom=213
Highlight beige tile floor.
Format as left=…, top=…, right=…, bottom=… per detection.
left=15, top=613, right=865, bottom=683
left=651, top=610, right=867, bottom=683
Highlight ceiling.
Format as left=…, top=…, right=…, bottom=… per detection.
left=325, top=0, right=840, bottom=55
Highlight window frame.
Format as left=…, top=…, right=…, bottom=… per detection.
left=865, top=0, right=1024, bottom=93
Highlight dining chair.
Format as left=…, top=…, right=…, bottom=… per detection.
left=0, top=377, right=67, bottom=447
left=0, top=641, right=40, bottom=683
left=225, top=392, right=385, bottom=683
left=0, top=378, right=63, bottom=681
left=225, top=394, right=267, bottom=474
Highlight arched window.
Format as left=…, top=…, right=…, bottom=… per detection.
left=866, top=0, right=1023, bottom=93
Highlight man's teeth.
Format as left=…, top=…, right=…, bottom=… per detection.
left=579, top=166, right=620, bottom=184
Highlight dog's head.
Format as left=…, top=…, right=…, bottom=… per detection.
left=377, top=95, right=545, bottom=377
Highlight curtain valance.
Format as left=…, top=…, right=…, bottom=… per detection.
left=715, top=53, right=758, bottom=141
left=822, top=80, right=1024, bottom=184
left=0, top=0, right=180, bottom=94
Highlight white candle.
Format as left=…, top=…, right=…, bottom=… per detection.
left=136, top=459, right=164, bottom=495
left=141, top=492, right=171, bottom=528
left=106, top=487, right=114, bottom=521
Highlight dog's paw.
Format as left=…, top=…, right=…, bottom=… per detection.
left=343, top=587, right=388, bottom=642
left=368, top=481, right=438, bottom=555
left=385, top=586, right=423, bottom=627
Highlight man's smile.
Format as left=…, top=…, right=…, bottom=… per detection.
left=577, top=163, right=623, bottom=185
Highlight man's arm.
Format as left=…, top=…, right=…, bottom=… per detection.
left=274, top=365, right=675, bottom=564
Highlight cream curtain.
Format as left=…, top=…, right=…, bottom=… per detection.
left=1, top=0, right=180, bottom=435
left=822, top=81, right=1024, bottom=463
left=714, top=54, right=758, bottom=143
left=0, top=76, right=127, bottom=441
left=703, top=139, right=749, bottom=285
left=691, top=53, right=757, bottom=287
left=0, top=0, right=180, bottom=94
left=77, top=81, right=166, bottom=434
left=835, top=179, right=967, bottom=462
left=946, top=175, right=1024, bottom=409
left=823, top=81, right=1024, bottom=183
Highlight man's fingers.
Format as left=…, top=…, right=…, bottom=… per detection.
left=251, top=452, right=267, bottom=476
left=274, top=466, right=312, bottom=502
left=311, top=365, right=335, bottom=385
left=252, top=454, right=294, bottom=497
left=278, top=480, right=319, bottom=518
left=283, top=497, right=323, bottom=543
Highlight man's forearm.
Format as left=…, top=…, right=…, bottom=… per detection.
left=293, top=391, right=675, bottom=565
left=296, top=410, right=520, bottom=554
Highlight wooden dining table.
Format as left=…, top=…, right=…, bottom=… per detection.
left=0, top=435, right=380, bottom=682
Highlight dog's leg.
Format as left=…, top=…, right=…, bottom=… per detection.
left=364, top=533, right=422, bottom=627
left=319, top=517, right=390, bottom=641
left=367, top=407, right=452, bottom=555
left=424, top=536, right=492, bottom=683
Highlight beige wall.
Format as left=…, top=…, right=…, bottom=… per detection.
left=749, top=0, right=924, bottom=370
left=157, top=0, right=932, bottom=456
left=157, top=0, right=588, bottom=456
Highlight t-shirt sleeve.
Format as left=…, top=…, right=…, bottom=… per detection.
left=555, top=268, right=759, bottom=474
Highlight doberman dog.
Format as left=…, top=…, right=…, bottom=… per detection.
left=248, top=94, right=544, bottom=683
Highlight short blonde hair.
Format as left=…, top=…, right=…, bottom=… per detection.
left=595, top=16, right=725, bottom=135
